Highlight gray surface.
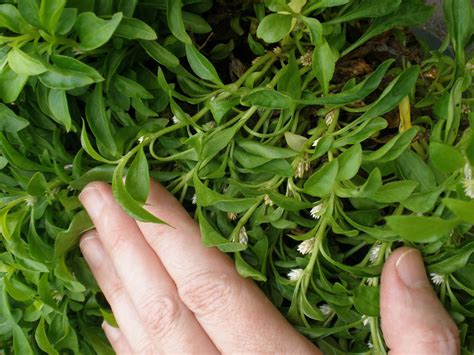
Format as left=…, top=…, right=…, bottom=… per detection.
left=425, top=0, right=448, bottom=38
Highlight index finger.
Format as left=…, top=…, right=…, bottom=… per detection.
left=137, top=180, right=319, bottom=353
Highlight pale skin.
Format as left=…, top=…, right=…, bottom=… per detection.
left=79, top=180, right=461, bottom=354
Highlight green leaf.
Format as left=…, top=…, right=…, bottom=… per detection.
left=13, top=324, right=34, bottom=355
left=336, top=144, right=362, bottom=181
left=312, top=39, right=337, bottom=95
left=352, top=285, right=380, bottom=317
left=237, top=140, right=297, bottom=159
left=359, top=66, right=420, bottom=122
left=235, top=252, right=267, bottom=281
left=54, top=210, right=93, bottom=259
left=368, top=181, right=418, bottom=203
left=363, top=127, right=419, bottom=163
left=26, top=172, right=49, bottom=197
left=0, top=4, right=29, bottom=33
left=167, top=0, right=192, bottom=44
left=429, top=141, right=464, bottom=174
left=304, top=159, right=339, bottom=197
left=197, top=208, right=246, bottom=252
left=193, top=175, right=256, bottom=213
left=48, top=89, right=72, bottom=131
left=35, top=318, right=59, bottom=355
left=140, top=40, right=180, bottom=68
left=18, top=0, right=40, bottom=27
left=443, top=199, right=474, bottom=224
left=385, top=215, right=458, bottom=243
left=0, top=132, right=51, bottom=172
left=39, top=55, right=104, bottom=90
left=115, top=17, right=157, bottom=40
left=76, top=12, right=123, bottom=51
left=256, top=13, right=293, bottom=43
left=112, top=159, right=166, bottom=224
left=39, top=0, right=66, bottom=34
left=7, top=47, right=47, bottom=76
left=0, top=104, right=29, bottom=132
left=444, top=0, right=473, bottom=66
left=428, top=242, right=474, bottom=275
left=244, top=89, right=292, bottom=109
left=185, top=44, right=222, bottom=85
left=125, top=147, right=150, bottom=204
left=327, top=0, right=401, bottom=24
left=396, top=150, right=437, bottom=193
left=85, top=84, right=118, bottom=158
left=0, top=66, right=28, bottom=103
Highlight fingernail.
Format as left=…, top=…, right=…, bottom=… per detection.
left=79, top=185, right=103, bottom=219
left=395, top=249, right=431, bottom=289
left=80, top=234, right=104, bottom=268
left=102, top=321, right=121, bottom=342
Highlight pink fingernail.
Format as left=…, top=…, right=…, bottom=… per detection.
left=80, top=234, right=104, bottom=268
left=79, top=185, right=103, bottom=219
left=395, top=249, right=431, bottom=289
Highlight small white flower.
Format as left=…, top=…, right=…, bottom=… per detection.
left=273, top=47, right=283, bottom=57
left=367, top=341, right=374, bottom=349
left=137, top=136, right=145, bottom=144
left=204, top=121, right=217, bottom=130
left=263, top=194, right=274, bottom=206
left=288, top=268, right=304, bottom=281
left=51, top=290, right=63, bottom=302
left=369, top=243, right=381, bottom=264
left=319, top=303, right=332, bottom=316
left=430, top=273, right=444, bottom=286
left=26, top=196, right=36, bottom=207
left=297, top=238, right=315, bottom=255
left=310, top=203, right=325, bottom=220
left=64, top=164, right=73, bottom=170
left=227, top=212, right=237, bottom=221
left=172, top=116, right=180, bottom=124
left=362, top=315, right=370, bottom=327
left=462, top=104, right=471, bottom=114
left=299, top=51, right=313, bottom=67
left=366, top=277, right=378, bottom=287
left=463, top=164, right=474, bottom=198
left=466, top=62, right=474, bottom=72
left=312, top=137, right=321, bottom=148
left=295, top=155, right=310, bottom=179
left=191, top=194, right=197, bottom=205
left=239, top=226, right=248, bottom=245
left=325, top=110, right=336, bottom=127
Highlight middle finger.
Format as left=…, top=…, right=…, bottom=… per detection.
left=79, top=182, right=217, bottom=353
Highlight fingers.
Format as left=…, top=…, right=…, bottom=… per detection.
left=380, top=247, right=460, bottom=355
left=136, top=180, right=319, bottom=353
left=101, top=322, right=134, bottom=355
left=79, top=183, right=217, bottom=353
left=80, top=231, right=154, bottom=353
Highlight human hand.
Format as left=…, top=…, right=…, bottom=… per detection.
left=79, top=180, right=460, bottom=354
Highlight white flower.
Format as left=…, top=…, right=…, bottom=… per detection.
left=26, top=196, right=36, bottom=207
left=312, top=137, right=321, bottom=148
left=367, top=341, right=373, bottom=349
left=227, top=212, right=237, bottom=221
left=263, top=194, right=274, bottom=206
left=362, top=315, right=370, bottom=327
left=191, top=194, right=197, bottom=205
left=310, top=203, right=325, bottom=219
left=137, top=136, right=145, bottom=144
left=299, top=51, right=312, bottom=67
left=288, top=268, right=304, bottom=281
left=319, top=303, right=332, bottom=316
left=297, top=238, right=315, bottom=255
left=366, top=277, right=378, bottom=287
left=325, top=110, right=336, bottom=126
left=64, top=164, right=73, bottom=170
left=295, top=155, right=310, bottom=178
left=273, top=47, right=283, bottom=57
left=239, top=226, right=248, bottom=245
left=463, top=163, right=474, bottom=198
left=369, top=243, right=381, bottom=264
left=172, top=116, right=180, bottom=124
left=430, top=273, right=444, bottom=286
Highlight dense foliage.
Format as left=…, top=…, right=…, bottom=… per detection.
left=0, top=0, right=473, bottom=353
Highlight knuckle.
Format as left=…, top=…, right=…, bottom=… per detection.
left=418, top=321, right=460, bottom=353
left=178, top=271, right=237, bottom=317
left=105, top=281, right=127, bottom=306
left=140, top=293, right=181, bottom=338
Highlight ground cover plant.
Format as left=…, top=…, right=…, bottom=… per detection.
left=0, top=0, right=473, bottom=353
